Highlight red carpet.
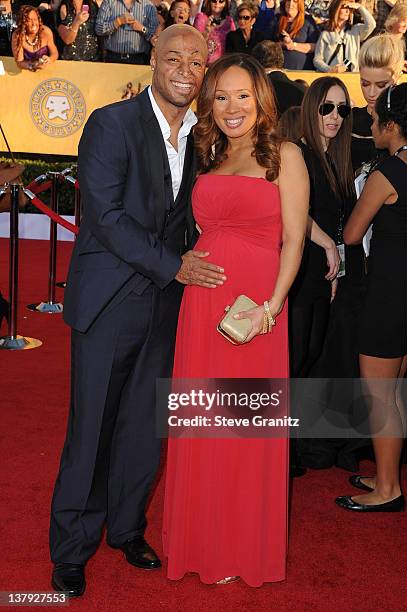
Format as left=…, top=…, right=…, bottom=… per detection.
left=0, top=237, right=406, bottom=612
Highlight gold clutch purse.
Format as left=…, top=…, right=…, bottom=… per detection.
left=217, top=295, right=258, bottom=345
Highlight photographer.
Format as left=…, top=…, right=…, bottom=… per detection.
left=194, top=0, right=235, bottom=64
left=313, top=0, right=376, bottom=73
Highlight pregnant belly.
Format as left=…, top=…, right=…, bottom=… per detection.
left=194, top=231, right=280, bottom=301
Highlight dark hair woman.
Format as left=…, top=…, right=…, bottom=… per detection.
left=11, top=5, right=58, bottom=71
left=289, top=76, right=364, bottom=472
left=57, top=0, right=99, bottom=61
left=163, top=53, right=309, bottom=586
left=337, top=83, right=407, bottom=513
left=193, top=0, right=235, bottom=64
left=225, top=2, right=265, bottom=54
left=269, top=0, right=319, bottom=69
left=290, top=77, right=354, bottom=384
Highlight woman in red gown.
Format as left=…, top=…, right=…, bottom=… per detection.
left=163, top=53, right=309, bottom=586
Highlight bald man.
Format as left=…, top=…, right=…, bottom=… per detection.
left=50, top=25, right=225, bottom=597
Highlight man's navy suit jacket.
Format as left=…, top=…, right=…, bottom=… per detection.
left=63, top=89, right=196, bottom=333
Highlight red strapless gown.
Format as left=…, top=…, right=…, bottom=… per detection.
left=162, top=175, right=289, bottom=587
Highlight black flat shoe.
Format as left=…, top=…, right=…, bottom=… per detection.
left=119, top=536, right=161, bottom=569
left=349, top=475, right=374, bottom=492
left=335, top=494, right=405, bottom=512
left=51, top=563, right=85, bottom=598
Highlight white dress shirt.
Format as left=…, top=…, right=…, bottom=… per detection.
left=148, top=86, right=197, bottom=200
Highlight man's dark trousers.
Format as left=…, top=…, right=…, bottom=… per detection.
left=50, top=281, right=182, bottom=564
left=49, top=90, right=195, bottom=564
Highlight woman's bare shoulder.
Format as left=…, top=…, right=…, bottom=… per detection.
left=279, top=140, right=303, bottom=163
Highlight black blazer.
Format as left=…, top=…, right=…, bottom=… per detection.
left=225, top=29, right=266, bottom=54
left=267, top=71, right=305, bottom=116
left=63, top=89, right=196, bottom=333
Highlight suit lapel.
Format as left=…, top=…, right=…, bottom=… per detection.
left=175, top=133, right=194, bottom=206
left=181, top=134, right=197, bottom=247
left=139, top=90, right=170, bottom=234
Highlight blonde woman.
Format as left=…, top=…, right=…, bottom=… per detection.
left=384, top=2, right=407, bottom=39
left=352, top=33, right=405, bottom=171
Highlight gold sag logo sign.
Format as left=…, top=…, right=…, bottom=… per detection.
left=30, top=78, right=86, bottom=138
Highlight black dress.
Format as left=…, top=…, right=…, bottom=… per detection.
left=359, top=155, right=407, bottom=358
left=290, top=142, right=343, bottom=379
left=291, top=142, right=366, bottom=471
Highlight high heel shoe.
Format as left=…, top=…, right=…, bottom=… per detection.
left=216, top=576, right=240, bottom=585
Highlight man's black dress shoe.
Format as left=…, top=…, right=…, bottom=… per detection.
left=349, top=475, right=374, bottom=492
left=119, top=536, right=161, bottom=569
left=335, top=494, right=405, bottom=512
left=51, top=563, right=85, bottom=598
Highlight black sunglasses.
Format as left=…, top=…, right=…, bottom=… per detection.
left=238, top=14, right=252, bottom=20
left=319, top=103, right=351, bottom=118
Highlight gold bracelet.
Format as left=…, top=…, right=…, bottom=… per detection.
left=263, top=301, right=276, bottom=333
left=261, top=310, right=268, bottom=335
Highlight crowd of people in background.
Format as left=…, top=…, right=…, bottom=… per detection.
left=0, top=0, right=406, bottom=69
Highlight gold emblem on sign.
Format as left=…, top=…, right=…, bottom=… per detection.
left=30, top=79, right=86, bottom=138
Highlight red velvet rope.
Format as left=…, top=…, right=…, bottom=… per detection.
left=24, top=172, right=80, bottom=235
left=24, top=191, right=79, bottom=235
left=27, top=179, right=52, bottom=194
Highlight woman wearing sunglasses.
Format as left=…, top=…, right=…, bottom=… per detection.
left=313, top=0, right=376, bottom=73
left=336, top=83, right=407, bottom=513
left=289, top=77, right=353, bottom=409
left=289, top=78, right=358, bottom=473
left=225, top=2, right=265, bottom=54
left=194, top=0, right=235, bottom=64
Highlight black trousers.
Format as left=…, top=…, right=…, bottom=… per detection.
left=50, top=281, right=183, bottom=564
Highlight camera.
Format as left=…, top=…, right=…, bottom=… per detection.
left=212, top=17, right=221, bottom=25
left=343, top=58, right=353, bottom=71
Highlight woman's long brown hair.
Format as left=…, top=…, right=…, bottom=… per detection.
left=301, top=76, right=354, bottom=197
left=194, top=53, right=281, bottom=182
left=15, top=5, right=43, bottom=53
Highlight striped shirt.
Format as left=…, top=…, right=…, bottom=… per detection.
left=95, top=0, right=159, bottom=55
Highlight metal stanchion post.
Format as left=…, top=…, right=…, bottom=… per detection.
left=74, top=184, right=81, bottom=230
left=27, top=171, right=63, bottom=313
left=0, top=183, right=42, bottom=350
left=56, top=174, right=79, bottom=290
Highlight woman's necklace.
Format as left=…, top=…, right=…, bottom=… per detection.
left=25, top=33, right=39, bottom=47
left=394, top=144, right=407, bottom=157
